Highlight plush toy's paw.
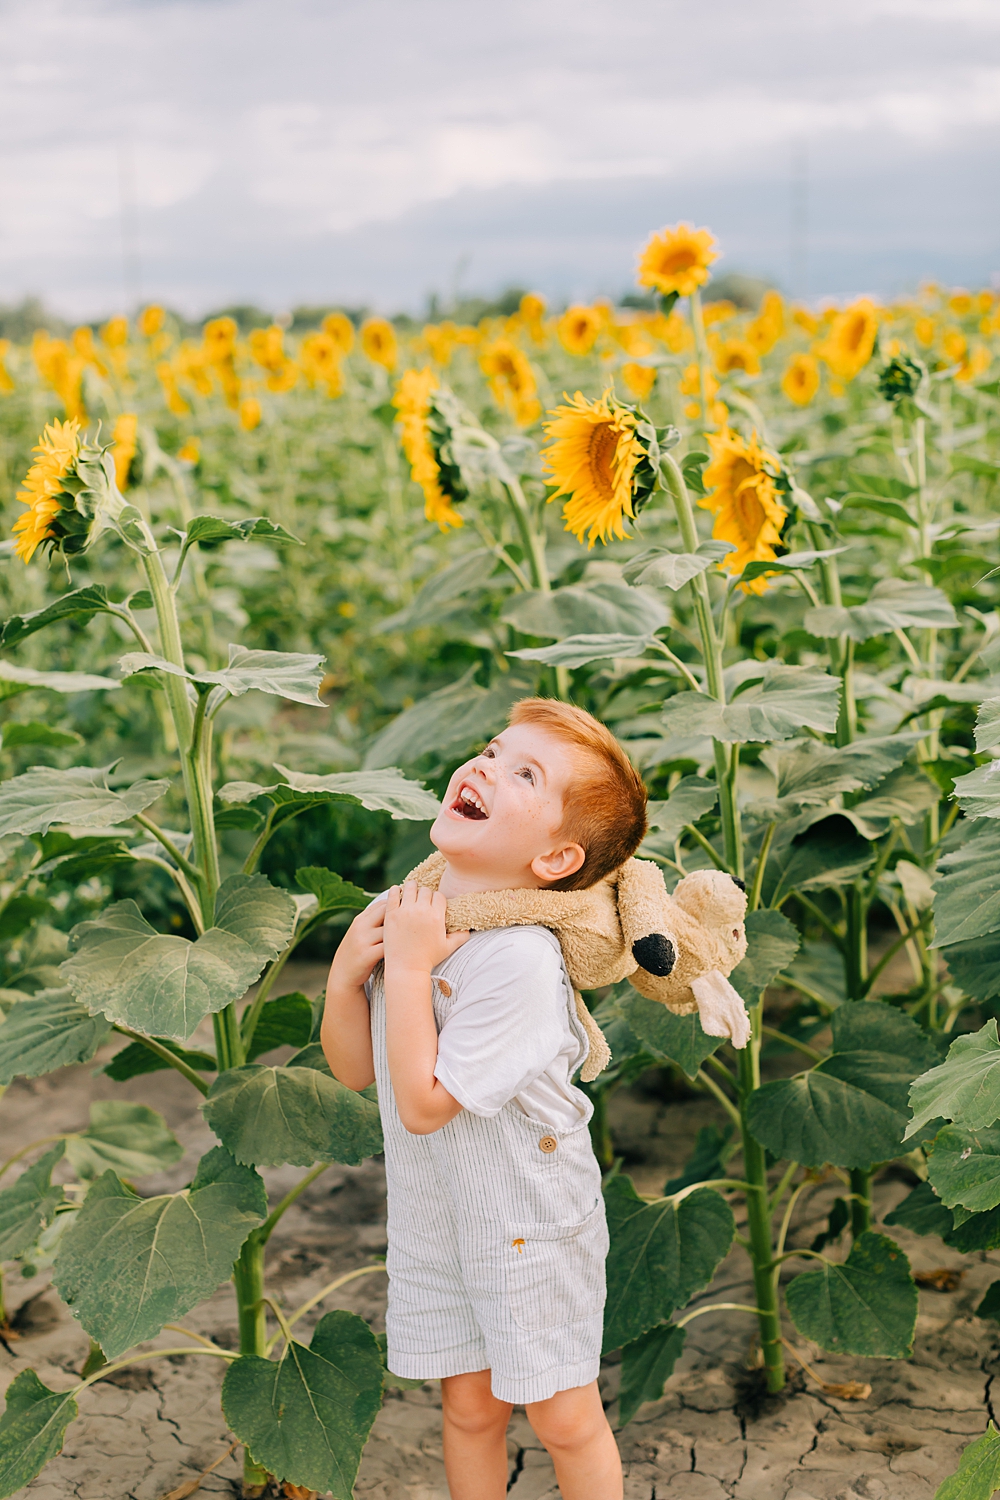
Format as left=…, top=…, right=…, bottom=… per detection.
left=690, top=971, right=752, bottom=1049
left=631, top=933, right=676, bottom=977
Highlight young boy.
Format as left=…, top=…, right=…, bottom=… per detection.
left=322, top=698, right=648, bottom=1500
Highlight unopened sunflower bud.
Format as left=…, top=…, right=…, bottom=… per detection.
left=877, top=352, right=925, bottom=406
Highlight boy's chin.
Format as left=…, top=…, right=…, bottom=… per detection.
left=430, top=813, right=489, bottom=858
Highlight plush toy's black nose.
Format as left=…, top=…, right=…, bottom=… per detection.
left=731, top=877, right=746, bottom=891
left=632, top=934, right=676, bottom=977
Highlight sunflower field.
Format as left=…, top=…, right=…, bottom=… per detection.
left=1, top=222, right=1000, bottom=1498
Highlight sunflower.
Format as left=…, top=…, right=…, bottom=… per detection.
left=622, top=362, right=656, bottom=400
left=637, top=223, right=717, bottom=299
left=700, top=427, right=787, bottom=594
left=557, top=306, right=602, bottom=357
left=203, top=316, right=237, bottom=361
left=479, top=339, right=540, bottom=426
left=392, top=368, right=463, bottom=531
left=0, top=339, right=14, bottom=395
left=816, top=299, right=879, bottom=382
left=422, top=322, right=457, bottom=366
left=519, top=292, right=547, bottom=343
left=702, top=299, right=736, bottom=327
left=541, top=390, right=662, bottom=547
left=713, top=337, right=761, bottom=377
left=781, top=353, right=820, bottom=407
left=299, top=332, right=344, bottom=397
left=177, top=438, right=200, bottom=465
left=361, top=318, right=398, bottom=371
left=792, top=307, right=819, bottom=336
left=13, top=418, right=81, bottom=562
left=111, top=412, right=138, bottom=490
left=156, top=360, right=191, bottom=417
left=139, top=305, right=166, bottom=338
left=32, top=334, right=86, bottom=421
left=955, top=344, right=991, bottom=384
left=239, top=397, right=262, bottom=431
left=941, top=327, right=967, bottom=365
left=322, top=312, right=355, bottom=357
left=746, top=291, right=785, bottom=354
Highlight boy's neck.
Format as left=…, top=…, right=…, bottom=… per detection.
left=437, top=858, right=545, bottom=899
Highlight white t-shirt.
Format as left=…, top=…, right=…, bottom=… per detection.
left=428, top=925, right=591, bottom=1131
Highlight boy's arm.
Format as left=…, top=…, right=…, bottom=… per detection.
left=382, top=883, right=469, bottom=1135
left=320, top=900, right=384, bottom=1090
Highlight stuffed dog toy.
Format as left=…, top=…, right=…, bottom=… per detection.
left=405, top=853, right=750, bottom=1081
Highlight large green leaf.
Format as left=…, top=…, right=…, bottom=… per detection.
left=501, top=582, right=668, bottom=640
left=35, top=831, right=135, bottom=885
left=121, top=645, right=326, bottom=707
left=764, top=818, right=874, bottom=906
left=905, top=1022, right=1000, bottom=1138
left=840, top=765, right=940, bottom=839
left=730, top=908, right=801, bottom=1005
left=623, top=541, right=734, bottom=591
left=0, top=989, right=112, bottom=1084
left=948, top=1203, right=1000, bottom=1253
left=952, top=757, right=1000, bottom=820
left=0, top=1145, right=65, bottom=1260
left=942, top=933, right=1000, bottom=1003
left=220, top=766, right=441, bottom=822
left=0, top=584, right=124, bottom=648
left=602, top=1175, right=734, bottom=1352
left=183, top=514, right=302, bottom=548
left=52, top=1147, right=266, bottom=1359
left=883, top=1181, right=955, bottom=1239
left=805, top=579, right=957, bottom=641
left=927, top=1125, right=1000, bottom=1214
left=935, top=1424, right=1000, bottom=1500
left=103, top=1036, right=216, bottom=1083
left=785, top=1231, right=917, bottom=1357
left=0, top=662, right=120, bottom=696
left=62, top=873, right=296, bottom=1042
left=933, top=826, right=1000, bottom=945
left=294, top=866, right=369, bottom=915
left=244, top=992, right=314, bottom=1061
left=62, top=1101, right=183, bottom=1181
left=618, top=989, right=721, bottom=1080
left=661, top=664, right=840, bottom=744
left=363, top=669, right=525, bottom=769
left=221, top=1309, right=384, bottom=1498
left=664, top=1124, right=734, bottom=1195
left=203, top=1056, right=383, bottom=1167
left=974, top=697, right=1000, bottom=755
left=617, top=1324, right=686, bottom=1426
left=375, top=548, right=495, bottom=633
left=508, top=633, right=656, bottom=668
left=748, top=1002, right=936, bottom=1169
left=0, top=764, right=169, bottom=839
left=740, top=546, right=851, bottom=584
left=761, top=734, right=917, bottom=804
left=643, top=777, right=718, bottom=848
left=1, top=721, right=81, bottom=751
left=0, top=1369, right=78, bottom=1500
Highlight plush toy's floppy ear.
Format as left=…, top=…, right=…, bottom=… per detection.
left=615, top=858, right=678, bottom=977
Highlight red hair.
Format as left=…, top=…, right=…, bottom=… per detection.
left=507, top=697, right=647, bottom=890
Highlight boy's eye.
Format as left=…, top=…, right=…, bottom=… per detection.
left=482, top=745, right=496, bottom=759
left=516, top=767, right=534, bottom=783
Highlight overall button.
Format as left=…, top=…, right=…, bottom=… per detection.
left=538, top=1135, right=558, bottom=1154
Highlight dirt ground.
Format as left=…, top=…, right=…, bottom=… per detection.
left=1, top=963, right=998, bottom=1500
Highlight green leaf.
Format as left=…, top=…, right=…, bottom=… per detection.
left=785, top=1230, right=917, bottom=1357
left=976, top=1281, right=1000, bottom=1323
left=947, top=1203, right=1000, bottom=1253
left=730, top=908, right=801, bottom=1005
left=362, top=669, right=525, bottom=769
left=501, top=582, right=668, bottom=640
left=295, top=866, right=369, bottom=915
left=0, top=1369, right=78, bottom=1500
left=934, top=1423, right=1000, bottom=1500
left=103, top=1037, right=216, bottom=1082
left=622, top=542, right=734, bottom=591
left=245, top=992, right=313, bottom=1061
left=761, top=734, right=918, bottom=805
left=933, top=826, right=1000, bottom=945
left=35, top=833, right=135, bottom=884
left=0, top=661, right=121, bottom=696
left=804, top=579, right=957, bottom=641
left=0, top=584, right=123, bottom=648
left=184, top=514, right=302, bottom=547
left=203, top=1058, right=383, bottom=1167
left=764, top=818, right=874, bottom=906
left=840, top=495, right=918, bottom=527
left=643, top=777, right=718, bottom=847
left=221, top=1309, right=384, bottom=1498
left=740, top=546, right=851, bottom=584
left=62, top=873, right=297, bottom=1042
left=374, top=549, right=496, bottom=633
left=63, top=1101, right=183, bottom=1181
left=1, top=721, right=81, bottom=750
left=0, top=989, right=111, bottom=1085
left=508, top=633, right=657, bottom=668
left=0, top=894, right=51, bottom=944
left=0, top=764, right=169, bottom=839
left=846, top=472, right=917, bottom=501
left=121, top=645, right=327, bottom=708
left=52, top=1147, right=266, bottom=1359
left=905, top=1022, right=1000, bottom=1138
left=0, top=1145, right=65, bottom=1260
left=664, top=1125, right=734, bottom=1195
left=841, top=765, right=940, bottom=839
left=883, top=1181, right=955, bottom=1239
left=952, top=757, right=1000, bottom=820
left=951, top=453, right=1000, bottom=480
left=927, top=1125, right=1000, bottom=1214
left=220, top=766, right=441, bottom=822
left=618, top=1324, right=686, bottom=1426
left=975, top=699, right=1000, bottom=753
left=602, top=1175, right=734, bottom=1352
left=748, top=1002, right=936, bottom=1168
left=618, top=988, right=721, bottom=1080
left=661, top=664, right=840, bottom=744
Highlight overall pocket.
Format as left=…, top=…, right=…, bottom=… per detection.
left=504, top=1199, right=608, bottom=1333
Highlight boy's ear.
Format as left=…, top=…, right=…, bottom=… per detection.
left=530, top=842, right=586, bottom=884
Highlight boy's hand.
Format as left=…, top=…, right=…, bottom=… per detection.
left=383, top=883, right=469, bottom=974
left=329, top=899, right=387, bottom=991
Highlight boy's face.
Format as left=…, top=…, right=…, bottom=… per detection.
left=430, top=723, right=587, bottom=890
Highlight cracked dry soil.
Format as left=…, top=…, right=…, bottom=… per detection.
left=2, top=966, right=998, bottom=1500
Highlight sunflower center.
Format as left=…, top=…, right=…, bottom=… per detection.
left=733, top=483, right=766, bottom=544
left=844, top=314, right=867, bottom=353
left=587, top=421, right=620, bottom=500
left=659, top=248, right=698, bottom=275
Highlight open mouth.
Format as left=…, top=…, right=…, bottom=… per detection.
left=452, top=783, right=489, bottom=820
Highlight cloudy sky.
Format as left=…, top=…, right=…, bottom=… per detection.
left=1, top=0, right=998, bottom=319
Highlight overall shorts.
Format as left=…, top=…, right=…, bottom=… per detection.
left=369, top=954, right=609, bottom=1405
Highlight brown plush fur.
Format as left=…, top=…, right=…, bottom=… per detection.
left=405, top=854, right=747, bottom=1081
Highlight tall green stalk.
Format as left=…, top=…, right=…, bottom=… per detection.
left=232, top=1236, right=269, bottom=1492
left=737, top=1007, right=785, bottom=1391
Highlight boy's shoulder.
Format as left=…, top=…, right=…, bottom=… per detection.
left=438, top=923, right=565, bottom=980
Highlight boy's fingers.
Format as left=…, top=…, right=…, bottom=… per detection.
left=444, top=930, right=470, bottom=954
